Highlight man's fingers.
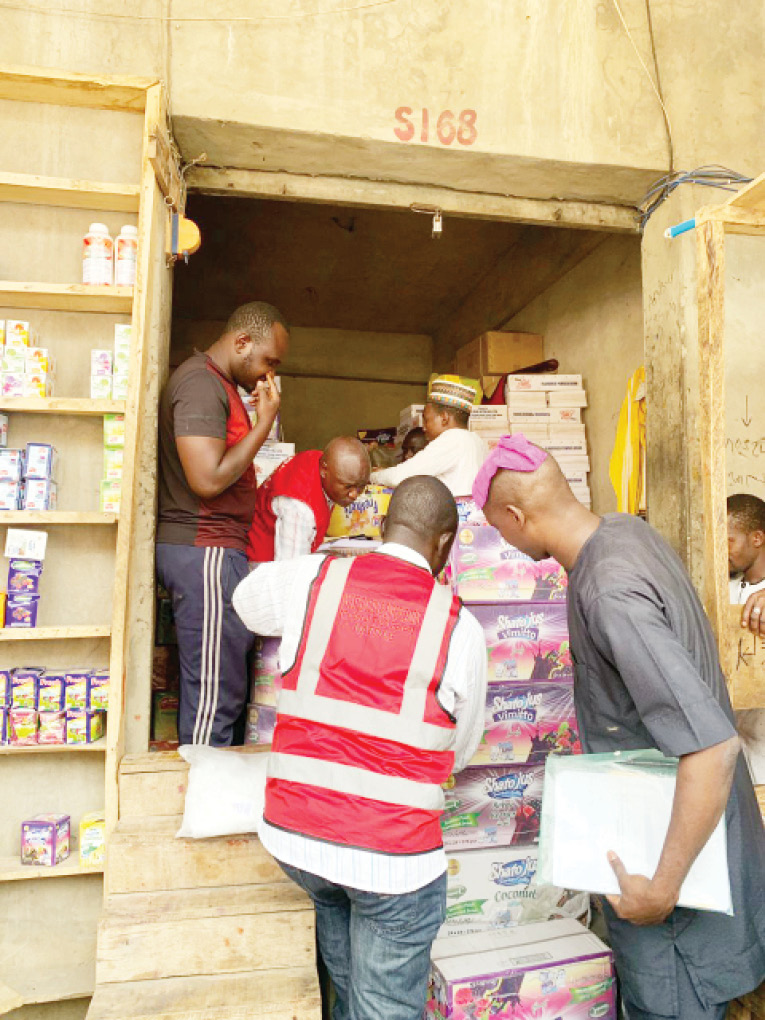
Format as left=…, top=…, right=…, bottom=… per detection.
left=606, top=893, right=622, bottom=915
left=607, top=851, right=628, bottom=887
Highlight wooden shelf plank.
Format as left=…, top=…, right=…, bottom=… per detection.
left=0, top=511, right=117, bottom=525
left=0, top=172, right=140, bottom=212
left=0, top=855, right=104, bottom=882
left=0, top=739, right=106, bottom=756
left=0, top=398, right=126, bottom=415
left=0, top=625, right=110, bottom=641
left=0, top=282, right=133, bottom=313
left=0, top=66, right=153, bottom=112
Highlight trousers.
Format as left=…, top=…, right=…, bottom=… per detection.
left=278, top=862, right=446, bottom=1020
left=156, top=543, right=254, bottom=746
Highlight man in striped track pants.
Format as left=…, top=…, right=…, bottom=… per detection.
left=156, top=301, right=289, bottom=746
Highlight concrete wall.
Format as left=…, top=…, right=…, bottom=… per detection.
left=505, top=235, right=644, bottom=514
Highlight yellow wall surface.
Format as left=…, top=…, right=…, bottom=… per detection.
left=505, top=235, right=644, bottom=514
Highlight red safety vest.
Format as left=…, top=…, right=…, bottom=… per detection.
left=264, top=552, right=461, bottom=855
left=247, top=449, right=332, bottom=562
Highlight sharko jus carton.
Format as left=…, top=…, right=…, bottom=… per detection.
left=452, top=525, right=567, bottom=603
left=443, top=847, right=589, bottom=936
left=441, top=763, right=544, bottom=851
left=468, top=603, right=573, bottom=682
left=427, top=919, right=616, bottom=1020
left=470, top=682, right=581, bottom=767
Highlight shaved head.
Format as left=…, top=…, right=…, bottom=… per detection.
left=320, top=437, right=371, bottom=507
left=487, top=452, right=573, bottom=517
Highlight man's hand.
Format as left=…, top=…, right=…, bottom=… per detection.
left=605, top=852, right=678, bottom=926
left=741, top=590, right=765, bottom=636
left=251, top=373, right=280, bottom=426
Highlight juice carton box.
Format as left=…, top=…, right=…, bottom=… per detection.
left=5, top=593, right=40, bottom=627
left=0, top=480, right=21, bottom=509
left=249, top=636, right=282, bottom=706
left=100, top=480, right=121, bottom=514
left=103, top=447, right=124, bottom=481
left=468, top=604, right=573, bottom=682
left=90, top=375, right=112, bottom=399
left=111, top=374, right=129, bottom=401
left=10, top=707, right=38, bottom=744
left=21, top=814, right=70, bottom=866
left=443, top=847, right=589, bottom=936
left=244, top=703, right=276, bottom=745
left=427, top=919, right=616, bottom=1020
left=88, top=671, right=109, bottom=712
left=452, top=525, right=567, bottom=603
left=38, top=710, right=66, bottom=744
left=24, top=443, right=56, bottom=479
left=65, top=675, right=91, bottom=711
left=441, top=763, right=544, bottom=850
left=80, top=811, right=106, bottom=868
left=38, top=675, right=66, bottom=712
left=470, top=682, right=581, bottom=767
left=7, top=558, right=43, bottom=595
left=326, top=486, right=392, bottom=539
left=6, top=320, right=32, bottom=346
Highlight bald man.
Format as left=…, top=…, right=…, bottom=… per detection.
left=247, top=437, right=371, bottom=562
left=233, top=476, right=487, bottom=1020
left=473, top=435, right=765, bottom=1020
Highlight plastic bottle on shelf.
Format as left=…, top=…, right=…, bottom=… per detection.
left=82, top=223, right=114, bottom=286
left=114, top=224, right=138, bottom=287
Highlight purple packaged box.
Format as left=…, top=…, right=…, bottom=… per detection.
left=88, top=672, right=109, bottom=712
left=24, top=443, right=56, bottom=480
left=442, top=763, right=545, bottom=850
left=0, top=449, right=25, bottom=482
left=249, top=637, right=282, bottom=706
left=5, top=593, right=40, bottom=627
left=66, top=709, right=105, bottom=744
left=470, top=682, right=582, bottom=766
left=0, top=669, right=13, bottom=706
left=244, top=703, right=276, bottom=745
left=38, top=675, right=66, bottom=712
left=65, top=676, right=91, bottom=711
left=0, top=706, right=8, bottom=744
left=21, top=814, right=70, bottom=866
left=7, top=558, right=44, bottom=594
left=23, top=478, right=57, bottom=510
left=11, top=671, right=39, bottom=708
left=468, top=603, right=573, bottom=682
left=452, top=525, right=567, bottom=603
left=38, top=710, right=66, bottom=744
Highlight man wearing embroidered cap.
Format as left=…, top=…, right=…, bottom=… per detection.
left=473, top=434, right=765, bottom=1020
left=370, top=375, right=488, bottom=496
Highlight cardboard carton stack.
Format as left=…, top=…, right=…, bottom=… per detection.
left=453, top=332, right=544, bottom=399
left=442, top=499, right=586, bottom=937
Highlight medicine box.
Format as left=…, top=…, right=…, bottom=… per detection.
left=5, top=592, right=41, bottom=628
left=21, top=814, right=70, bottom=866
left=0, top=449, right=25, bottom=482
left=442, top=846, right=589, bottom=936
left=6, top=321, right=32, bottom=346
left=451, top=525, right=567, bottom=603
left=468, top=603, right=573, bottom=682
left=441, top=762, right=545, bottom=851
left=103, top=447, right=123, bottom=481
left=23, top=373, right=51, bottom=399
left=5, top=528, right=48, bottom=561
left=103, top=413, right=125, bottom=449
left=91, top=350, right=113, bottom=377
left=23, top=478, right=57, bottom=510
left=80, top=811, right=106, bottom=868
left=114, top=323, right=132, bottom=347
left=427, top=919, right=616, bottom=1020
left=100, top=480, right=121, bottom=514
left=470, top=681, right=581, bottom=767
left=0, top=481, right=21, bottom=509
left=24, top=443, right=56, bottom=480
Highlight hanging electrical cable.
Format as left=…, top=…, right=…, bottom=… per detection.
left=637, top=165, right=753, bottom=231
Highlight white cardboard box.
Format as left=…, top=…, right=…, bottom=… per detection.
left=506, top=391, right=548, bottom=409
left=508, top=408, right=582, bottom=425
left=469, top=406, right=509, bottom=428
left=506, top=374, right=583, bottom=393
left=547, top=389, right=588, bottom=408
left=540, top=437, right=588, bottom=457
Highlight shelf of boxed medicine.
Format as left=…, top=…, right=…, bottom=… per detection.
left=0, top=172, right=141, bottom=213
left=0, top=281, right=133, bottom=314
left=0, top=626, right=111, bottom=642
left=0, top=397, right=126, bottom=415
left=0, top=738, right=106, bottom=756
left=0, top=512, right=117, bottom=525
left=0, top=854, right=104, bottom=882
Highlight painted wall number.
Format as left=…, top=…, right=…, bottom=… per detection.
left=394, top=107, right=478, bottom=146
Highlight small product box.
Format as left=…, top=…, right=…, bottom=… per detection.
left=38, top=675, right=66, bottom=712
left=505, top=391, right=549, bottom=409
left=506, top=374, right=583, bottom=393
left=11, top=670, right=40, bottom=707
left=1, top=352, right=25, bottom=373
left=38, top=709, right=66, bottom=744
left=65, top=675, right=91, bottom=711
left=88, top=671, right=109, bottom=712
left=0, top=481, right=21, bottom=509
left=1, top=373, right=24, bottom=397
left=0, top=705, right=8, bottom=745
left=452, top=525, right=567, bottom=603
left=103, top=447, right=123, bottom=480
left=0, top=449, right=25, bottom=482
left=21, top=814, right=70, bottom=866
left=6, top=320, right=32, bottom=347
left=468, top=603, right=573, bottom=682
left=80, top=811, right=106, bottom=868
left=427, top=919, right=616, bottom=1020
left=114, top=323, right=132, bottom=347
left=507, top=408, right=582, bottom=425
left=90, top=375, right=112, bottom=400
left=441, top=763, right=545, bottom=850
left=326, top=485, right=393, bottom=539
left=10, top=706, right=38, bottom=744
left=0, top=412, right=8, bottom=448
left=249, top=636, right=282, bottom=706
left=5, top=592, right=41, bottom=627
left=470, top=681, right=581, bottom=767
left=24, top=348, right=52, bottom=371
left=100, top=480, right=121, bottom=514
left=243, top=703, right=276, bottom=745
left=22, top=373, right=50, bottom=399
left=443, top=847, right=589, bottom=936
left=5, top=528, right=48, bottom=560
left=113, top=344, right=130, bottom=374
left=0, top=669, right=12, bottom=706
left=91, top=349, right=113, bottom=377
left=7, top=558, right=44, bottom=594
left=253, top=441, right=295, bottom=484
left=66, top=708, right=105, bottom=744
left=23, top=478, right=57, bottom=511
left=103, top=413, right=125, bottom=448
left=111, top=374, right=129, bottom=401
left=547, top=388, right=588, bottom=408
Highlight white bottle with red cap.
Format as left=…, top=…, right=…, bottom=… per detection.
left=115, top=224, right=138, bottom=287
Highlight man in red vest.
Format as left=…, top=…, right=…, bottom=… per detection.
left=247, top=436, right=371, bottom=562
left=233, top=476, right=488, bottom=1020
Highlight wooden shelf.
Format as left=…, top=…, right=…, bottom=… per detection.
left=0, top=855, right=104, bottom=882
left=0, top=511, right=117, bottom=525
left=0, top=281, right=133, bottom=313
left=0, top=626, right=110, bottom=641
left=0, top=739, right=106, bottom=756
left=0, top=397, right=126, bottom=415
left=0, top=66, right=153, bottom=112
left=0, top=172, right=140, bottom=212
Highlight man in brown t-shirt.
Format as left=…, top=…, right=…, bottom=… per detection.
left=157, top=301, right=289, bottom=746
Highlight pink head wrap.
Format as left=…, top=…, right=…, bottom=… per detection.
left=472, top=434, right=548, bottom=509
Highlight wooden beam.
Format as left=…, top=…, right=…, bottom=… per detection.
left=432, top=228, right=606, bottom=360
left=0, top=65, right=154, bottom=112
left=186, top=167, right=640, bottom=234
left=725, top=171, right=765, bottom=215
left=0, top=173, right=140, bottom=212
